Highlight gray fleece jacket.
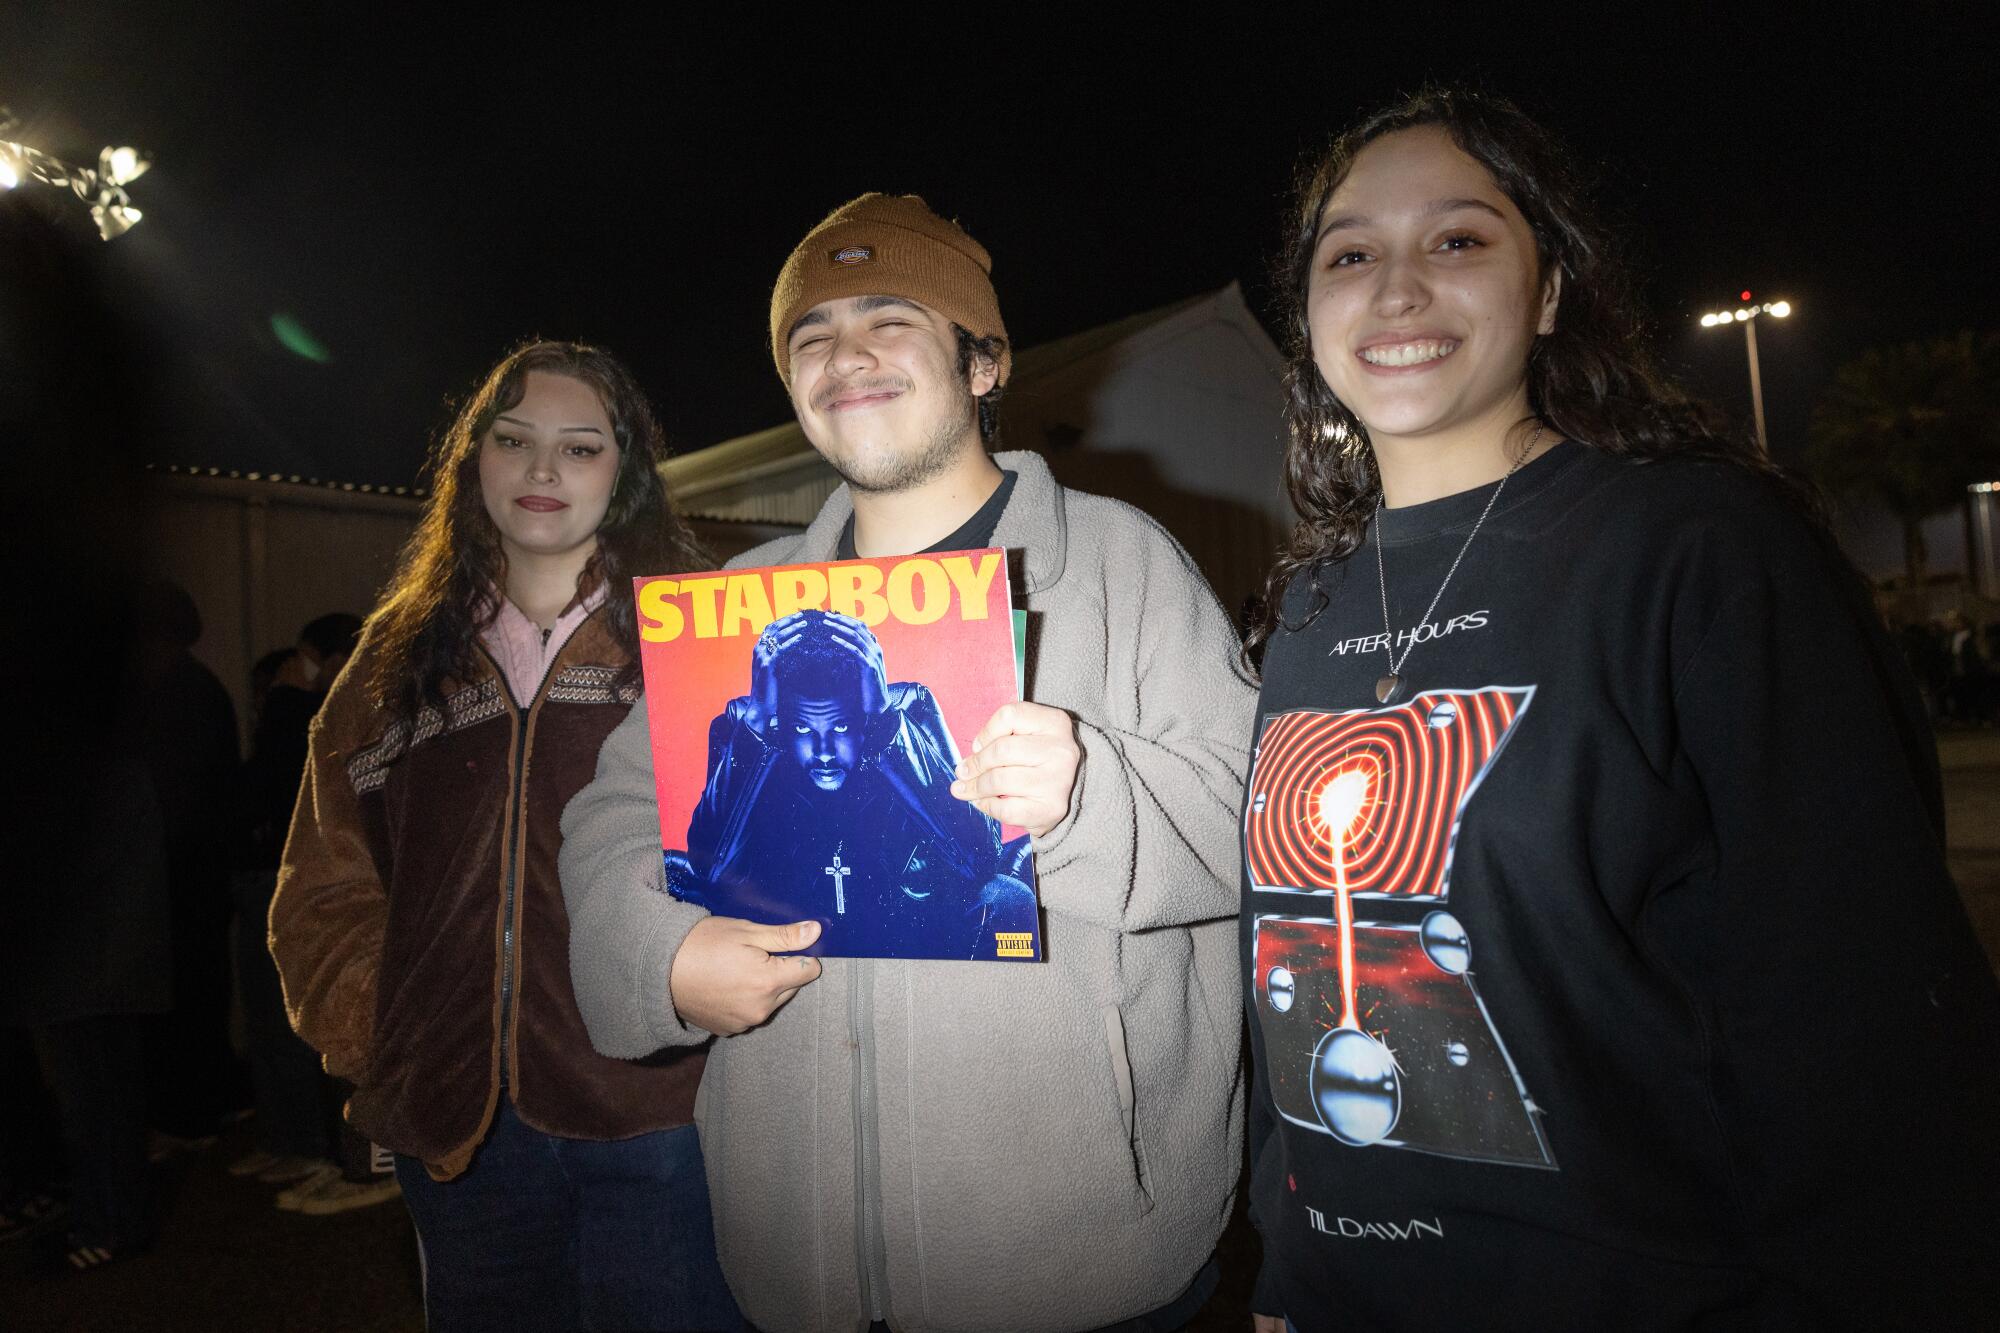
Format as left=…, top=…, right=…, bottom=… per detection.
left=560, top=451, right=1254, bottom=1333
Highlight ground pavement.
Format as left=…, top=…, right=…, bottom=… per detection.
left=6, top=733, right=1995, bottom=1331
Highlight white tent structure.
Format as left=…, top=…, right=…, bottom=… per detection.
left=664, top=282, right=1294, bottom=619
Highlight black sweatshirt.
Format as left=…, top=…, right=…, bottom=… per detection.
left=1242, top=442, right=2000, bottom=1331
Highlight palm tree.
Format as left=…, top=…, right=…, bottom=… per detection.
left=1808, top=331, right=2000, bottom=594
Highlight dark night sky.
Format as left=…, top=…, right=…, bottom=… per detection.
left=7, top=5, right=1995, bottom=495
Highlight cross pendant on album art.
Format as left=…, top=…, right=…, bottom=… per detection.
left=825, top=848, right=851, bottom=915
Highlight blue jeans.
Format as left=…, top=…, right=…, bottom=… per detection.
left=395, top=1101, right=738, bottom=1332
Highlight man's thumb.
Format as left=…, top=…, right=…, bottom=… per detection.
left=761, top=918, right=821, bottom=954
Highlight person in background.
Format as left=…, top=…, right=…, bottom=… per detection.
left=0, top=1031, right=66, bottom=1246
left=1240, top=87, right=2000, bottom=1332
left=1896, top=618, right=1948, bottom=722
left=248, top=646, right=296, bottom=725
left=1943, top=610, right=1990, bottom=724
left=269, top=341, right=736, bottom=1330
left=231, top=615, right=400, bottom=1214
left=129, top=579, right=249, bottom=1151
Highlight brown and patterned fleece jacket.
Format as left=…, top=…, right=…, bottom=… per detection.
left=269, top=610, right=701, bottom=1179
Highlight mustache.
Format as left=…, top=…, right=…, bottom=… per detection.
left=813, top=375, right=910, bottom=411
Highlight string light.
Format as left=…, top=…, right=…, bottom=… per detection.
left=0, top=106, right=151, bottom=240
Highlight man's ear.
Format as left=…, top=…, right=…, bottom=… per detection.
left=1537, top=263, right=1562, bottom=337
left=967, top=352, right=1000, bottom=399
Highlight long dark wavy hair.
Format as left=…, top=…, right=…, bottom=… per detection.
left=1246, top=86, right=1824, bottom=664
left=366, top=340, right=708, bottom=721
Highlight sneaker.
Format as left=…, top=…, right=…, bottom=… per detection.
left=294, top=1174, right=401, bottom=1216
left=254, top=1155, right=327, bottom=1185
left=30, top=1230, right=151, bottom=1277
left=274, top=1164, right=341, bottom=1211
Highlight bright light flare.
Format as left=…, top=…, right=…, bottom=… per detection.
left=1734, top=309, right=1751, bottom=322
left=103, top=146, right=149, bottom=186
left=1768, top=300, right=1791, bottom=317
left=1317, top=769, right=1371, bottom=846
left=270, top=313, right=332, bottom=364
left=0, top=154, right=17, bottom=190
left=91, top=202, right=142, bottom=240
left=1700, top=313, right=1718, bottom=327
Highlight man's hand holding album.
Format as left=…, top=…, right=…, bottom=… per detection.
left=951, top=702, right=1081, bottom=838
left=670, top=916, right=823, bottom=1036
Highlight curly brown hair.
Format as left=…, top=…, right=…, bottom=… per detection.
left=366, top=340, right=708, bottom=721
left=1246, top=86, right=1824, bottom=666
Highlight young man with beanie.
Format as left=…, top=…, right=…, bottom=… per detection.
left=561, top=194, right=1255, bottom=1333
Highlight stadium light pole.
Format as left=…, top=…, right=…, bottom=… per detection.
left=1698, top=293, right=1793, bottom=456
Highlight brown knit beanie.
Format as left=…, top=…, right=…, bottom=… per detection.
left=769, top=193, right=1010, bottom=385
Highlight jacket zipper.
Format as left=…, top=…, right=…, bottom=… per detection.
left=497, top=705, right=529, bottom=1088
left=851, top=960, right=888, bottom=1322
left=478, top=639, right=560, bottom=1092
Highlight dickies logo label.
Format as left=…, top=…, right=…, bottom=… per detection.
left=830, top=245, right=874, bottom=265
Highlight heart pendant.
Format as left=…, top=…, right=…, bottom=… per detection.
left=1375, top=673, right=1402, bottom=704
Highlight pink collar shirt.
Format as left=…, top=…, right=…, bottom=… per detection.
left=479, top=581, right=608, bottom=706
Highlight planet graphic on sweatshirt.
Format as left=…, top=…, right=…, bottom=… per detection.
left=1419, top=910, right=1471, bottom=975
left=1311, top=1027, right=1401, bottom=1146
left=1266, top=966, right=1297, bottom=1013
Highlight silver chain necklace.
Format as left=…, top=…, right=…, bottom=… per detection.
left=1368, top=426, right=1543, bottom=705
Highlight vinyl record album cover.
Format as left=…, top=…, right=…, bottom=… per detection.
left=634, top=549, right=1041, bottom=961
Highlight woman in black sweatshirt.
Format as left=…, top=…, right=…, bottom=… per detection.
left=1240, top=87, right=2000, bottom=1333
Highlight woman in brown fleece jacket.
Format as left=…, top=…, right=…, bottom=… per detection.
left=269, top=341, right=737, bottom=1331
